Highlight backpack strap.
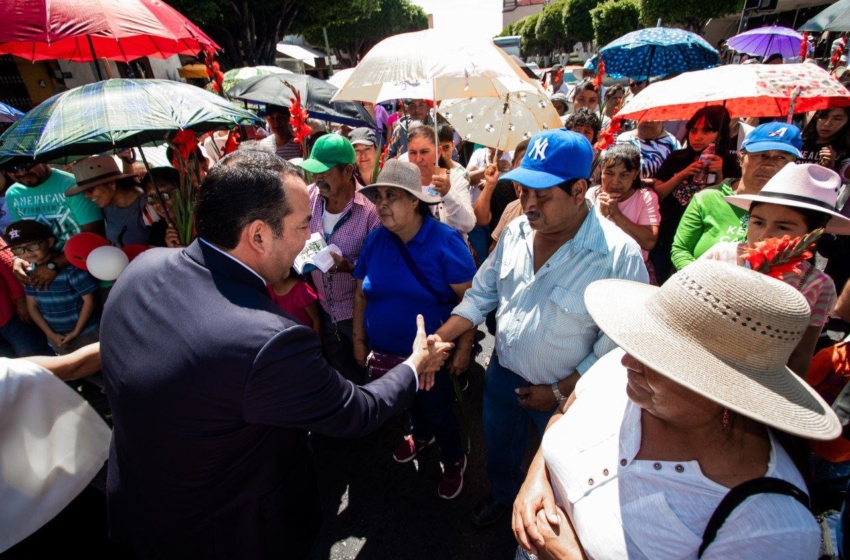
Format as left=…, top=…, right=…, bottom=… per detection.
left=698, top=477, right=809, bottom=558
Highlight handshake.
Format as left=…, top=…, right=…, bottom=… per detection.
left=409, top=314, right=457, bottom=391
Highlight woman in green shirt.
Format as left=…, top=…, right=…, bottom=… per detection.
left=670, top=122, right=801, bottom=271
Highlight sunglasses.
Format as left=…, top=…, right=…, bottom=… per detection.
left=7, top=161, right=37, bottom=173
left=8, top=241, right=45, bottom=255
left=145, top=191, right=174, bottom=205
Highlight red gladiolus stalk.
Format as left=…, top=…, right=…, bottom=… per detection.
left=283, top=80, right=313, bottom=157
left=743, top=229, right=824, bottom=280
left=168, top=130, right=200, bottom=245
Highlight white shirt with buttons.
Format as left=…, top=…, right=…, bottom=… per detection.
left=540, top=348, right=820, bottom=560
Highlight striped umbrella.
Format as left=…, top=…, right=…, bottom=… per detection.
left=0, top=79, right=261, bottom=164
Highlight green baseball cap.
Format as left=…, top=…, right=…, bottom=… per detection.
left=298, top=134, right=356, bottom=173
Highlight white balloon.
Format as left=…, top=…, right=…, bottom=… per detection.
left=86, top=246, right=129, bottom=281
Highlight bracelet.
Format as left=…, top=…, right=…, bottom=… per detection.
left=551, top=381, right=567, bottom=403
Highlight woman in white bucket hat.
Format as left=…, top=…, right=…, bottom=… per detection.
left=512, top=260, right=839, bottom=560
left=701, top=163, right=850, bottom=377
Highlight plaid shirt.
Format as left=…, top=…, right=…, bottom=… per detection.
left=25, top=264, right=99, bottom=335
left=308, top=183, right=380, bottom=322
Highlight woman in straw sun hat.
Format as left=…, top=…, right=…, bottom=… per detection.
left=512, top=260, right=840, bottom=560
left=701, top=163, right=850, bottom=378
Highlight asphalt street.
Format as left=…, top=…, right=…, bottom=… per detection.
left=311, top=325, right=539, bottom=560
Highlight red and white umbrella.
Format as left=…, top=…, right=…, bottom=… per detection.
left=616, top=63, right=850, bottom=122
left=0, top=0, right=218, bottom=64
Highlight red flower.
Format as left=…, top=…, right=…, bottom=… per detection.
left=223, top=129, right=240, bottom=155
left=172, top=130, right=198, bottom=161
left=594, top=116, right=621, bottom=150
left=379, top=142, right=390, bottom=170
left=212, top=61, right=220, bottom=73
left=211, top=82, right=220, bottom=93
left=743, top=231, right=821, bottom=279
left=595, top=60, right=605, bottom=90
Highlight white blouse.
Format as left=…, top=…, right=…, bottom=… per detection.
left=541, top=348, right=820, bottom=560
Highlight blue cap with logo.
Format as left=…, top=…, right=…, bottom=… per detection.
left=741, top=122, right=802, bottom=158
left=502, top=129, right=594, bottom=189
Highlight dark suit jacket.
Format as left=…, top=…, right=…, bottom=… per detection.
left=101, top=240, right=417, bottom=559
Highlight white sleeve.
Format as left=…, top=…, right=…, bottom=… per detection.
left=700, top=493, right=820, bottom=560
left=439, top=169, right=476, bottom=233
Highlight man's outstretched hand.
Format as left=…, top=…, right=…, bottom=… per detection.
left=411, top=314, right=453, bottom=391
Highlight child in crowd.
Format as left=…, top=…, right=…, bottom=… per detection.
left=267, top=268, right=320, bottom=336
left=700, top=163, right=850, bottom=378
left=3, top=220, right=99, bottom=354
left=587, top=142, right=660, bottom=282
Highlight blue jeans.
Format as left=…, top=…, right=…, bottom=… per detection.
left=410, top=368, right=463, bottom=465
left=483, top=353, right=555, bottom=505
left=0, top=315, right=52, bottom=358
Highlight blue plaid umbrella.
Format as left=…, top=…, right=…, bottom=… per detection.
left=589, top=27, right=721, bottom=81
left=0, top=101, right=24, bottom=124
left=0, top=79, right=262, bottom=164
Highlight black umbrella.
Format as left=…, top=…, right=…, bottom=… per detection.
left=226, top=74, right=375, bottom=128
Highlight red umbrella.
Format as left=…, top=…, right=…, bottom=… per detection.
left=0, top=0, right=218, bottom=71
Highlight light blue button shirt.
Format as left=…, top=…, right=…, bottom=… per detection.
left=453, top=209, right=648, bottom=385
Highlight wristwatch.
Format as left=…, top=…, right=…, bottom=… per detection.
left=551, top=382, right=567, bottom=403
left=46, top=261, right=57, bottom=271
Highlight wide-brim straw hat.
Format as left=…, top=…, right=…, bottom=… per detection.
left=725, top=162, right=850, bottom=235
left=584, top=260, right=841, bottom=440
left=66, top=155, right=135, bottom=196
left=360, top=159, right=441, bottom=205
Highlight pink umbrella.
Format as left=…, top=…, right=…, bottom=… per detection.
left=616, top=63, right=850, bottom=122
left=0, top=0, right=218, bottom=76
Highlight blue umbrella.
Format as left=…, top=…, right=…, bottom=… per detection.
left=593, top=27, right=721, bottom=81
left=0, top=101, right=24, bottom=124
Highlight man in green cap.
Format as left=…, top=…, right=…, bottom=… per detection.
left=297, top=135, right=381, bottom=384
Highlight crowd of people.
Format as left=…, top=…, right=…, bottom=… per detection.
left=5, top=34, right=850, bottom=560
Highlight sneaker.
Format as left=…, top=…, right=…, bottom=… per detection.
left=392, top=435, right=435, bottom=463
left=471, top=493, right=510, bottom=527
left=438, top=455, right=467, bottom=500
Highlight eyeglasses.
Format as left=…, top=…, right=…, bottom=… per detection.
left=8, top=241, right=44, bottom=255
left=7, top=161, right=37, bottom=173
left=146, top=191, right=174, bottom=205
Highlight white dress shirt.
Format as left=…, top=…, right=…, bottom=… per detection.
left=452, top=210, right=647, bottom=384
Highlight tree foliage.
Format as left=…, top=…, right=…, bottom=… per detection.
left=169, top=0, right=379, bottom=68
left=639, top=0, right=743, bottom=32
left=303, top=0, right=428, bottom=67
left=562, top=0, right=597, bottom=44
left=498, top=0, right=599, bottom=56
left=592, top=0, right=641, bottom=46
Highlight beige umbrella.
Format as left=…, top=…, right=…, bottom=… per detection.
left=331, top=29, right=541, bottom=104
left=439, top=91, right=562, bottom=151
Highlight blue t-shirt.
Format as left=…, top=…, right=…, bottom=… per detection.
left=353, top=216, right=477, bottom=356
left=25, top=264, right=99, bottom=335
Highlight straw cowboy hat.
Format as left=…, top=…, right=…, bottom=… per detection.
left=360, top=159, right=441, bottom=205
left=584, top=260, right=840, bottom=440
left=66, top=155, right=136, bottom=196
left=724, top=163, right=850, bottom=235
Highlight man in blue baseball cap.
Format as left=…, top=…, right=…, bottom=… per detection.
left=671, top=122, right=803, bottom=271
left=428, top=129, right=648, bottom=526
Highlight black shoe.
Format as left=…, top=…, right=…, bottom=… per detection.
left=471, top=494, right=509, bottom=527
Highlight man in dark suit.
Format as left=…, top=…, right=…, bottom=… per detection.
left=101, top=151, right=451, bottom=559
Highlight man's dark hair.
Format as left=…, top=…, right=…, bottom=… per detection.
left=565, top=108, right=602, bottom=143
left=142, top=166, right=180, bottom=191
left=437, top=123, right=455, bottom=144
left=555, top=178, right=582, bottom=196
left=266, top=104, right=290, bottom=116
left=195, top=150, right=302, bottom=249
